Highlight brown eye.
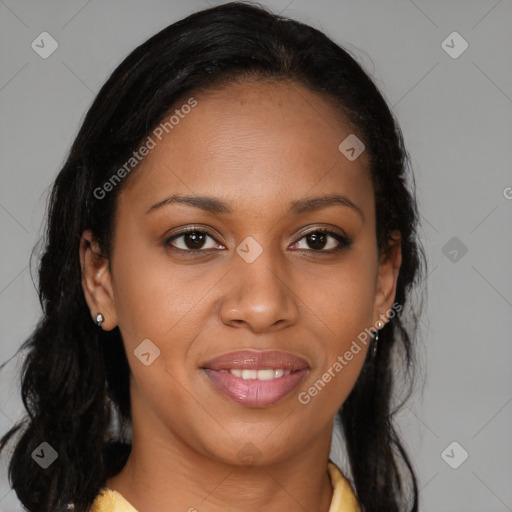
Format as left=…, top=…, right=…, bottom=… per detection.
left=291, top=229, right=352, bottom=252
left=165, top=229, right=222, bottom=252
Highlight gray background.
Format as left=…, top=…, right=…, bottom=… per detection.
left=1, top=1, right=511, bottom=510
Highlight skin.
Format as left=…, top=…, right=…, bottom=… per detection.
left=80, top=78, right=401, bottom=512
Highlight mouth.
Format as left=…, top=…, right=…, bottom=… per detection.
left=201, top=349, right=309, bottom=408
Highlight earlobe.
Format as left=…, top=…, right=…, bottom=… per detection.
left=79, top=229, right=118, bottom=330
left=373, top=230, right=402, bottom=323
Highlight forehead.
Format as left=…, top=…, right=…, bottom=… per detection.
left=118, top=79, right=373, bottom=219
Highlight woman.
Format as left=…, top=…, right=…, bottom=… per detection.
left=0, top=2, right=426, bottom=511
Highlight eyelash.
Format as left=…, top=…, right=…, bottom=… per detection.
left=164, top=226, right=353, bottom=255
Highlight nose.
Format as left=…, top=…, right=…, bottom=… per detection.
left=219, top=243, right=300, bottom=333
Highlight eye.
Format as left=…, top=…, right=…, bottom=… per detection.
left=164, top=226, right=352, bottom=254
left=291, top=228, right=352, bottom=252
left=164, top=228, right=224, bottom=252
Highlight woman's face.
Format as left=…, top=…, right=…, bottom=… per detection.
left=82, top=79, right=401, bottom=466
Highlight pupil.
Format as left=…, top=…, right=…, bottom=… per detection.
left=185, top=232, right=205, bottom=249
left=308, top=232, right=326, bottom=250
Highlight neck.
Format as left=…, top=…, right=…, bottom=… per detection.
left=106, top=397, right=335, bottom=512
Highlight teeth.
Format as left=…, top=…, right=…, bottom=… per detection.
left=229, top=368, right=292, bottom=380
left=257, top=369, right=275, bottom=380
left=241, top=369, right=258, bottom=380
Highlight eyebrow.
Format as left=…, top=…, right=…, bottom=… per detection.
left=146, top=193, right=365, bottom=221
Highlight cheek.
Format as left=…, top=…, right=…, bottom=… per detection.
left=109, top=235, right=210, bottom=342
left=303, top=247, right=377, bottom=407
left=305, top=246, right=377, bottom=338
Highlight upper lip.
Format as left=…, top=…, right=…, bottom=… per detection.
left=201, top=349, right=309, bottom=372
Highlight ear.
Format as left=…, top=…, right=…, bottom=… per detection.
left=372, top=230, right=402, bottom=325
left=79, top=229, right=118, bottom=330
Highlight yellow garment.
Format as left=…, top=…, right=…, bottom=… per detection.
left=90, top=460, right=360, bottom=512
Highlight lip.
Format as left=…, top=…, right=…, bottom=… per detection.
left=201, top=350, right=310, bottom=408
left=201, top=349, right=309, bottom=372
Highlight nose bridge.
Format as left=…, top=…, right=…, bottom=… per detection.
left=220, top=235, right=299, bottom=331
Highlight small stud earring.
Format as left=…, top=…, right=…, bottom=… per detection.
left=95, top=313, right=105, bottom=328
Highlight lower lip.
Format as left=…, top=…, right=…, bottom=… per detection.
left=203, top=368, right=308, bottom=408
